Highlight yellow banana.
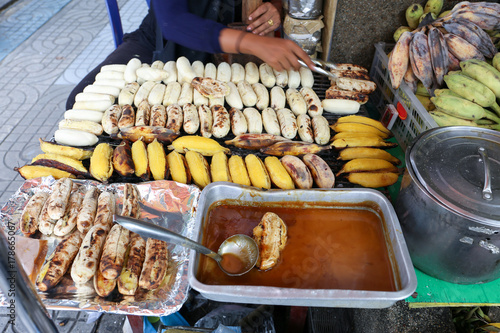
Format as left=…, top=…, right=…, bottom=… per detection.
left=334, top=116, right=391, bottom=137
left=245, top=154, right=271, bottom=189
left=167, top=135, right=230, bottom=156
left=228, top=155, right=251, bottom=186
left=166, top=151, right=191, bottom=184
left=210, top=151, right=232, bottom=182
left=185, top=151, right=211, bottom=188
left=39, top=138, right=92, bottom=160
left=338, top=148, right=401, bottom=165
left=264, top=156, right=295, bottom=190
left=131, top=140, right=150, bottom=180
left=331, top=137, right=397, bottom=149
left=90, top=143, right=114, bottom=182
left=347, top=172, right=399, bottom=188
left=147, top=139, right=168, bottom=181
left=337, top=158, right=398, bottom=176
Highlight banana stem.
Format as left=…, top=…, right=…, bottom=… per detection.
left=490, top=103, right=500, bottom=116
left=483, top=110, right=500, bottom=124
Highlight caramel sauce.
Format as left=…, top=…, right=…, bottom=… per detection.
left=220, top=253, right=247, bottom=275
left=197, top=202, right=397, bottom=291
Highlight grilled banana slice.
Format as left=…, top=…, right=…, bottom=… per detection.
left=229, top=107, right=248, bottom=136
left=253, top=212, right=287, bottom=270
left=243, top=107, right=263, bottom=134
left=228, top=155, right=251, bottom=186
left=276, top=108, right=297, bottom=140
left=280, top=155, right=313, bottom=189
left=211, top=151, right=232, bottom=182
left=302, top=154, right=335, bottom=188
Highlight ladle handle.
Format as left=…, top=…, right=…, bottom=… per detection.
left=478, top=147, right=492, bottom=201
left=113, top=215, right=221, bottom=261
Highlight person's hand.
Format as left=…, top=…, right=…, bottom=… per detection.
left=246, top=2, right=281, bottom=36
left=243, top=34, right=315, bottom=72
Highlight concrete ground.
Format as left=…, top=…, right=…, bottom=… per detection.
left=0, top=0, right=464, bottom=331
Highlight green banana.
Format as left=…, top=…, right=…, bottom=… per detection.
left=424, top=0, right=443, bottom=16
left=393, top=26, right=412, bottom=42
left=443, top=73, right=498, bottom=109
left=434, top=89, right=461, bottom=98
left=416, top=81, right=430, bottom=96
left=406, top=4, right=424, bottom=29
left=438, top=10, right=451, bottom=18
left=460, top=59, right=500, bottom=99
left=429, top=110, right=479, bottom=127
left=493, top=53, right=500, bottom=72
left=430, top=95, right=500, bottom=123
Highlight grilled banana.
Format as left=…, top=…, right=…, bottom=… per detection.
left=311, top=116, right=330, bottom=145
left=21, top=191, right=49, bottom=236
left=167, top=151, right=191, bottom=184
left=229, top=107, right=248, bottom=136
left=280, top=155, right=313, bottom=189
left=147, top=138, right=168, bottom=180
left=260, top=141, right=331, bottom=156
left=347, top=172, right=399, bottom=188
left=262, top=107, right=281, bottom=136
left=113, top=140, right=135, bottom=177
left=300, top=87, right=323, bottom=116
left=243, top=107, right=263, bottom=134
left=331, top=137, right=397, bottom=149
left=337, top=158, right=398, bottom=176
left=276, top=108, right=297, bottom=140
left=388, top=31, right=412, bottom=90
left=118, top=126, right=180, bottom=143
left=150, top=105, right=166, bottom=127
left=210, top=151, right=231, bottom=182
left=296, top=114, right=314, bottom=143
left=270, top=86, right=286, bottom=110
left=185, top=151, right=211, bottom=188
left=338, top=147, right=401, bottom=164
left=168, top=135, right=230, bottom=156
left=182, top=103, right=200, bottom=135
left=90, top=143, right=114, bottom=183
left=165, top=104, right=184, bottom=133
left=334, top=116, right=391, bottom=137
left=252, top=82, right=269, bottom=110
left=286, top=88, right=307, bottom=115
left=245, top=154, right=271, bottom=189
left=211, top=104, right=230, bottom=138
left=228, top=155, right=251, bottom=186
left=302, top=153, right=335, bottom=188
left=409, top=31, right=434, bottom=91
left=264, top=156, right=295, bottom=190
left=131, top=139, right=150, bottom=180
left=225, top=133, right=289, bottom=150
left=198, top=104, right=213, bottom=138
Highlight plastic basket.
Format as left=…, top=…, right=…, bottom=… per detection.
left=369, top=42, right=437, bottom=151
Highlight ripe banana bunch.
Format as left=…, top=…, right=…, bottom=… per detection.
left=429, top=59, right=500, bottom=130
left=388, top=0, right=499, bottom=95
left=330, top=115, right=400, bottom=188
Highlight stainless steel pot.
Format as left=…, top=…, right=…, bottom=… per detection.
left=396, top=126, right=500, bottom=284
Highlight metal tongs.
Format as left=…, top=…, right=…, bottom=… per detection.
left=298, top=58, right=338, bottom=80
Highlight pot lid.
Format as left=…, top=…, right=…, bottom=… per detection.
left=408, top=126, right=500, bottom=225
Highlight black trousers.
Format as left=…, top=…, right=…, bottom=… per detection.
left=65, top=11, right=157, bottom=110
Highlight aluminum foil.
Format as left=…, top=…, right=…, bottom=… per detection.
left=0, top=177, right=201, bottom=316
left=288, top=0, right=323, bottom=19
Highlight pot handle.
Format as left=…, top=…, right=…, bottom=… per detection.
left=478, top=147, right=492, bottom=201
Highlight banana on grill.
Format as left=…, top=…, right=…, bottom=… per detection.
left=245, top=154, right=271, bottom=189
left=264, top=156, right=295, bottom=190
left=166, top=151, right=191, bottom=184
left=211, top=151, right=232, bottom=183
left=147, top=138, right=168, bottom=180
left=90, top=143, right=114, bottom=183
left=185, top=150, right=211, bottom=188
left=131, top=139, right=150, bottom=180
left=228, top=155, right=251, bottom=186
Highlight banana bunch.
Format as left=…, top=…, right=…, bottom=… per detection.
left=389, top=1, right=499, bottom=95
left=429, top=58, right=500, bottom=129
left=330, top=116, right=400, bottom=188
left=15, top=139, right=93, bottom=180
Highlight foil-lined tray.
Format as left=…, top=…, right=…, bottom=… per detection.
left=0, top=177, right=201, bottom=316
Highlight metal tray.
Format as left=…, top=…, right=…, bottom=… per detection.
left=188, top=182, right=417, bottom=308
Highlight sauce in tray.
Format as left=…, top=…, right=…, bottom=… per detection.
left=197, top=202, right=397, bottom=291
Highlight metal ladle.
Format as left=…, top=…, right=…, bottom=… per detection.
left=113, top=215, right=259, bottom=276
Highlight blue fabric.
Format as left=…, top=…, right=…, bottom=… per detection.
left=151, top=0, right=227, bottom=54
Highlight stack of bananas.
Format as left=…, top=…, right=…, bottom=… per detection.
left=429, top=57, right=500, bottom=129
left=330, top=116, right=401, bottom=188
left=15, top=139, right=93, bottom=180
left=166, top=136, right=335, bottom=190
left=389, top=1, right=499, bottom=95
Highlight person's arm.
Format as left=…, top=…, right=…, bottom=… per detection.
left=218, top=28, right=314, bottom=72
